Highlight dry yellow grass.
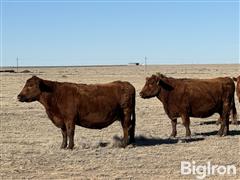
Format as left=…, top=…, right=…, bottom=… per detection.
left=1, top=64, right=240, bottom=179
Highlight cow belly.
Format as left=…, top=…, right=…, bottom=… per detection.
left=190, top=104, right=219, bottom=118
left=191, top=110, right=216, bottom=118
left=76, top=112, right=119, bottom=129
left=187, top=91, right=221, bottom=118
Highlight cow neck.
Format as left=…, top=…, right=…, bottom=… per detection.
left=38, top=80, right=56, bottom=110
left=39, top=92, right=51, bottom=110
left=156, top=77, right=172, bottom=104
left=157, top=88, right=170, bottom=104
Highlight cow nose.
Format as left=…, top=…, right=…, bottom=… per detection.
left=17, top=94, right=22, bottom=100
left=139, top=92, right=143, bottom=97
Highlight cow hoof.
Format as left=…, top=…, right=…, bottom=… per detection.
left=127, top=143, right=136, bottom=148
left=120, top=140, right=129, bottom=148
left=231, top=121, right=238, bottom=125
left=217, top=131, right=223, bottom=136
left=222, top=131, right=229, bottom=137
left=60, top=144, right=67, bottom=149
left=222, top=133, right=228, bottom=137
left=169, top=133, right=177, bottom=138
left=67, top=146, right=74, bottom=150
left=121, top=143, right=128, bottom=148
left=169, top=135, right=177, bottom=139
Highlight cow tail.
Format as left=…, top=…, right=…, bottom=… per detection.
left=132, top=93, right=136, bottom=130
left=130, top=90, right=136, bottom=143
left=231, top=96, right=238, bottom=125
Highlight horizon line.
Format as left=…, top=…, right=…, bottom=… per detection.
left=1, top=62, right=239, bottom=69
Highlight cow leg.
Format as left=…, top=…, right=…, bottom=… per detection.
left=181, top=115, right=191, bottom=137
left=66, top=121, right=75, bottom=149
left=231, top=99, right=238, bottom=125
left=223, top=101, right=231, bottom=136
left=60, top=126, right=67, bottom=149
left=170, top=118, right=177, bottom=137
left=129, top=108, right=136, bottom=144
left=121, top=108, right=131, bottom=147
left=218, top=102, right=230, bottom=136
left=216, top=116, right=222, bottom=125
left=217, top=122, right=224, bottom=136
left=224, top=117, right=230, bottom=136
left=218, top=117, right=229, bottom=136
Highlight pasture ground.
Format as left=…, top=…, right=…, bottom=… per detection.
left=1, top=64, right=240, bottom=179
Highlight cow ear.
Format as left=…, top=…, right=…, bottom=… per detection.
left=158, top=79, right=174, bottom=91
left=39, top=80, right=52, bottom=92
left=233, top=77, right=237, bottom=81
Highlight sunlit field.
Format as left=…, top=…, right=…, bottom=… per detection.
left=1, top=64, right=239, bottom=179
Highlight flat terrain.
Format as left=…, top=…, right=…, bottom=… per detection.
left=1, top=64, right=240, bottom=179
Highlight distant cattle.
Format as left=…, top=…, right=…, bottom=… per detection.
left=140, top=74, right=237, bottom=137
left=18, top=76, right=136, bottom=149
left=233, top=76, right=240, bottom=102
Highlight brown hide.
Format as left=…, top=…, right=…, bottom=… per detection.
left=18, top=76, right=136, bottom=149
left=140, top=74, right=236, bottom=137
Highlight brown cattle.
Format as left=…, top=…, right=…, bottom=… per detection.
left=140, top=74, right=237, bottom=137
left=233, top=76, right=240, bottom=102
left=18, top=76, right=136, bottom=149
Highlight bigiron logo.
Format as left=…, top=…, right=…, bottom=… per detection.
left=181, top=161, right=236, bottom=179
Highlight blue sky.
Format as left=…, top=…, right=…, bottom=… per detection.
left=1, top=0, right=239, bottom=66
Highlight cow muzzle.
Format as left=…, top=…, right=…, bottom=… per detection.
left=17, top=94, right=26, bottom=102
left=139, top=92, right=145, bottom=98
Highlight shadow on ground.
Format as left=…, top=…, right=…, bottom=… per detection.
left=130, top=135, right=205, bottom=147
left=199, top=120, right=240, bottom=125
left=195, top=130, right=240, bottom=136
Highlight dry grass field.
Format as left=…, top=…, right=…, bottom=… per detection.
left=1, top=64, right=240, bottom=179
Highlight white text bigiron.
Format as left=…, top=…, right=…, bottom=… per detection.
left=181, top=161, right=236, bottom=179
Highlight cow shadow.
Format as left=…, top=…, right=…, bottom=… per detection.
left=133, top=135, right=205, bottom=147
left=195, top=130, right=240, bottom=136
left=233, top=121, right=240, bottom=125
left=199, top=120, right=218, bottom=125
left=200, top=120, right=240, bottom=125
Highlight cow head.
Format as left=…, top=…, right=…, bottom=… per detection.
left=17, top=76, right=51, bottom=102
left=139, top=74, right=173, bottom=99
left=233, top=76, right=240, bottom=92
left=233, top=76, right=240, bottom=83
